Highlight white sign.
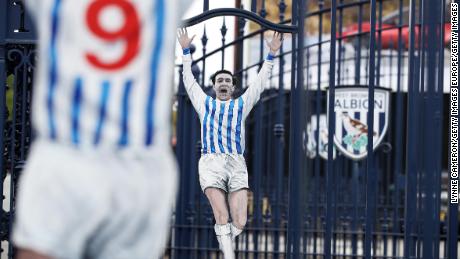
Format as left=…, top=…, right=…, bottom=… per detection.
left=327, top=87, right=390, bottom=160
left=302, top=114, right=336, bottom=160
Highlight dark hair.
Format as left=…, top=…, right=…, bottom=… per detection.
left=211, top=70, right=238, bottom=86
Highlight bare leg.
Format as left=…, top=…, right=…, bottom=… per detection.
left=228, top=189, right=248, bottom=239
left=205, top=188, right=234, bottom=259
left=205, top=188, right=229, bottom=224
left=15, top=249, right=54, bottom=259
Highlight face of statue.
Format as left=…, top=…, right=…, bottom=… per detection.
left=213, top=72, right=235, bottom=101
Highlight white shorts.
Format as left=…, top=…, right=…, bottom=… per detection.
left=198, top=153, right=249, bottom=193
left=13, top=140, right=177, bottom=259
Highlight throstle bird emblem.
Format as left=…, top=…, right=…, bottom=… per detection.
left=341, top=112, right=377, bottom=141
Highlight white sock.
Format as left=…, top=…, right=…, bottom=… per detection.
left=230, top=222, right=243, bottom=240
left=214, top=223, right=235, bottom=259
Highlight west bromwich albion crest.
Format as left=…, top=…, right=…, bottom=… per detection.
left=327, top=86, right=390, bottom=160
left=302, top=114, right=336, bottom=160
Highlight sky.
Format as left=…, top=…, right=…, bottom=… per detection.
left=175, top=0, right=236, bottom=86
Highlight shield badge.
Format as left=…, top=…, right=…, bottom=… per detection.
left=302, top=114, right=336, bottom=160
left=327, top=86, right=390, bottom=160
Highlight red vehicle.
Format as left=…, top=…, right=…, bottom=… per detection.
left=340, top=7, right=451, bottom=49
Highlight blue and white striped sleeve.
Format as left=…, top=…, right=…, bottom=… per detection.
left=182, top=52, right=207, bottom=115
left=241, top=55, right=275, bottom=113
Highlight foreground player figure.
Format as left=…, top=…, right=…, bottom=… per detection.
left=178, top=28, right=283, bottom=259
left=13, top=1, right=189, bottom=258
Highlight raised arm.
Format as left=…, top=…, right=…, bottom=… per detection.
left=242, top=32, right=283, bottom=112
left=177, top=28, right=207, bottom=114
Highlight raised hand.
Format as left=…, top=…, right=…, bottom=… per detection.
left=177, top=28, right=196, bottom=49
left=266, top=31, right=283, bottom=55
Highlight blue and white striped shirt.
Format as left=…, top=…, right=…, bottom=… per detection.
left=182, top=54, right=274, bottom=154
left=26, top=0, right=189, bottom=150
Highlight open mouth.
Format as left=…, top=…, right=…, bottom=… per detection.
left=220, top=89, right=228, bottom=94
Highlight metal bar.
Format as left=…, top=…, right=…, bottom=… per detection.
left=264, top=95, right=273, bottom=259
left=355, top=2, right=363, bottom=90
left=273, top=3, right=286, bottom=259
left=314, top=1, right=324, bottom=256
left=188, top=102, right=200, bottom=259
left=364, top=0, right=378, bottom=257
left=203, top=0, right=209, bottom=12
left=182, top=84, right=194, bottom=259
left=337, top=0, right=344, bottom=85
left=234, top=10, right=245, bottom=90
left=376, top=0, right=383, bottom=87
left=287, top=1, right=298, bottom=257
left=416, top=3, right=426, bottom=256
left=259, top=1, right=266, bottom=69
left=332, top=156, right=339, bottom=258
left=252, top=21, right=265, bottom=256
left=192, top=62, right=204, bottom=259
left=251, top=0, right=256, bottom=13
left=221, top=18, right=227, bottom=70
left=423, top=0, right=444, bottom=258
left=175, top=65, right=188, bottom=259
left=433, top=0, right=445, bottom=250
left=252, top=3, right=268, bottom=259
left=201, top=26, right=208, bottom=87
left=286, top=0, right=305, bottom=257
left=351, top=161, right=360, bottom=258
left=332, top=5, right=345, bottom=255
left=422, top=0, right=441, bottom=257
left=325, top=0, right=338, bottom=258
left=392, top=0, right=404, bottom=257
left=294, top=0, right=307, bottom=256
left=403, top=0, right=420, bottom=257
